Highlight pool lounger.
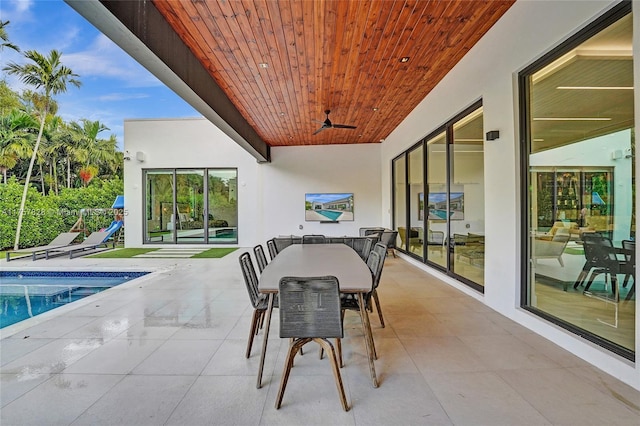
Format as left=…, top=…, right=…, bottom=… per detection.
left=44, top=231, right=114, bottom=259
left=6, top=232, right=81, bottom=262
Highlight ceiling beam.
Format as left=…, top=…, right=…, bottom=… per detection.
left=65, top=0, right=270, bottom=163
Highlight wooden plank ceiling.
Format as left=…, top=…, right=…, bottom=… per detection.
left=152, top=0, right=514, bottom=147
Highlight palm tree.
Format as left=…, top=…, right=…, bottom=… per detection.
left=0, top=109, right=36, bottom=183
left=3, top=49, right=81, bottom=250
left=71, top=119, right=115, bottom=185
left=0, top=20, right=19, bottom=52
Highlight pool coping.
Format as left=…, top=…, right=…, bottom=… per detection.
left=0, top=266, right=165, bottom=339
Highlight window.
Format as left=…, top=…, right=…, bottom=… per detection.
left=392, top=102, right=485, bottom=291
left=520, top=4, right=634, bottom=359
left=143, top=168, right=238, bottom=244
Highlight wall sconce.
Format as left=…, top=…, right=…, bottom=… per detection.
left=123, top=150, right=131, bottom=161
left=136, top=151, right=146, bottom=162
left=486, top=130, right=500, bottom=141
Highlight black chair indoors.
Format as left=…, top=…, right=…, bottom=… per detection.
left=581, top=235, right=622, bottom=301
left=621, top=240, right=635, bottom=301
left=266, top=238, right=278, bottom=261
left=573, top=232, right=606, bottom=291
left=302, top=234, right=326, bottom=244
left=239, top=252, right=277, bottom=358
left=275, top=276, right=348, bottom=411
left=253, top=244, right=269, bottom=273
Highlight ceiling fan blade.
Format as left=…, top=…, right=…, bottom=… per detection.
left=313, top=126, right=328, bottom=135
left=312, top=119, right=325, bottom=124
left=332, top=124, right=357, bottom=129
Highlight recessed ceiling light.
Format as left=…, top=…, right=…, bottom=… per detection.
left=557, top=86, right=633, bottom=90
left=372, top=107, right=379, bottom=111
left=279, top=112, right=285, bottom=116
left=533, top=117, right=611, bottom=121
left=400, top=57, right=410, bottom=63
left=258, top=63, right=268, bottom=68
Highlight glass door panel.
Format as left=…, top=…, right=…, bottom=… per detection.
left=208, top=169, right=238, bottom=243
left=426, top=131, right=447, bottom=267
left=450, top=108, right=485, bottom=286
left=393, top=156, right=407, bottom=251
left=408, top=145, right=424, bottom=258
left=144, top=171, right=174, bottom=243
left=176, top=170, right=205, bottom=244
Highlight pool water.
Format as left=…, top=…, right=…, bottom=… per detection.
left=316, top=210, right=343, bottom=221
left=0, top=271, right=148, bottom=328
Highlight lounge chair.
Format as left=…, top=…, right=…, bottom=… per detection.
left=44, top=231, right=113, bottom=259
left=6, top=232, right=81, bottom=261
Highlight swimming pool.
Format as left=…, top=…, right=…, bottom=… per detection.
left=316, top=210, right=343, bottom=221
left=0, top=271, right=148, bottom=328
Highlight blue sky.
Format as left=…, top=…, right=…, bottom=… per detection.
left=1, top=0, right=201, bottom=149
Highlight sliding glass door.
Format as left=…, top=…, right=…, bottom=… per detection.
left=143, top=168, right=238, bottom=244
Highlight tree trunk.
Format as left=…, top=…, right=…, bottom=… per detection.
left=67, top=156, right=71, bottom=188
left=14, top=111, right=46, bottom=250
left=39, top=163, right=45, bottom=195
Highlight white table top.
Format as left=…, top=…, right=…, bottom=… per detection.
left=258, top=244, right=372, bottom=293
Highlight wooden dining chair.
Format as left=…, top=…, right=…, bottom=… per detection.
left=276, top=275, right=348, bottom=411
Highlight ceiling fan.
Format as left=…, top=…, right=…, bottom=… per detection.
left=312, top=110, right=357, bottom=135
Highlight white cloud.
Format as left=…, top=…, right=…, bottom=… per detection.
left=62, top=34, right=162, bottom=88
left=98, top=93, right=150, bottom=102
left=3, top=0, right=35, bottom=22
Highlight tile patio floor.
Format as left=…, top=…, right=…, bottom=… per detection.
left=1, top=250, right=639, bottom=425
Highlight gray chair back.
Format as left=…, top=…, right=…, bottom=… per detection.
left=302, top=234, right=326, bottom=244
left=239, top=252, right=262, bottom=308
left=380, top=230, right=398, bottom=249
left=372, top=242, right=387, bottom=261
left=366, top=250, right=384, bottom=290
left=279, top=276, right=343, bottom=339
left=266, top=238, right=278, bottom=260
left=274, top=236, right=295, bottom=252
left=350, top=237, right=373, bottom=260
left=359, top=227, right=384, bottom=237
left=253, top=244, right=269, bottom=273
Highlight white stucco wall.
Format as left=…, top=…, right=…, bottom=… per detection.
left=123, top=118, right=261, bottom=247
left=124, top=119, right=382, bottom=248
left=261, top=144, right=382, bottom=238
left=380, top=0, right=639, bottom=389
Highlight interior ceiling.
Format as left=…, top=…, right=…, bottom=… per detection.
left=531, top=13, right=634, bottom=153
left=151, top=0, right=515, bottom=147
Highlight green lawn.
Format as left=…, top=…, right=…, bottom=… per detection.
left=191, top=248, right=238, bottom=258
left=88, top=248, right=158, bottom=258
left=86, top=247, right=238, bottom=259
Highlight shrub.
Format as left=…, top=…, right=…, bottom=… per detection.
left=0, top=178, right=65, bottom=250
left=0, top=177, right=124, bottom=250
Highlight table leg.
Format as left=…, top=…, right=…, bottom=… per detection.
left=358, top=292, right=378, bottom=388
left=257, top=293, right=274, bottom=389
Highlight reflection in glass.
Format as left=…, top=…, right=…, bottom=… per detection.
left=145, top=171, right=173, bottom=243
left=176, top=170, right=205, bottom=243
left=525, top=11, right=634, bottom=355
left=208, top=169, right=238, bottom=243
left=451, top=108, right=485, bottom=286
left=393, top=156, right=407, bottom=251
left=426, top=132, right=447, bottom=268
left=408, top=146, right=424, bottom=258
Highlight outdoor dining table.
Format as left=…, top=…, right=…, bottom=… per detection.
left=257, top=243, right=378, bottom=389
